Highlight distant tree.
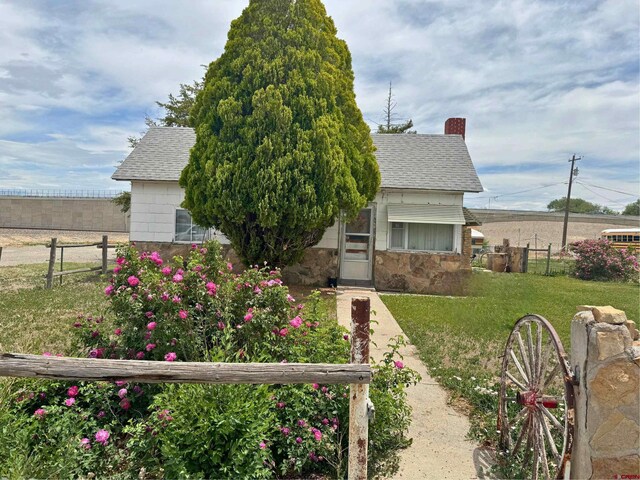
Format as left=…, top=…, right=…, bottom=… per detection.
left=127, top=79, right=204, bottom=148
left=547, top=197, right=615, bottom=215
left=377, top=82, right=415, bottom=134
left=112, top=191, right=131, bottom=214
left=179, top=0, right=380, bottom=267
left=622, top=199, right=640, bottom=216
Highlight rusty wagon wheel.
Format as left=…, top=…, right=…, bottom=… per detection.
left=497, top=314, right=575, bottom=480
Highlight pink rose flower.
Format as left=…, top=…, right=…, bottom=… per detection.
left=286, top=294, right=295, bottom=302
left=116, top=257, right=125, bottom=265
left=34, top=408, right=46, bottom=418
left=95, top=429, right=110, bottom=445
left=147, top=321, right=157, bottom=331
left=118, top=388, right=128, bottom=399
left=312, top=428, right=322, bottom=441
left=289, top=316, right=303, bottom=328
left=136, top=351, right=145, bottom=360
left=164, top=352, right=177, bottom=362
left=67, top=385, right=79, bottom=397
left=244, top=310, right=253, bottom=322
left=64, top=397, right=75, bottom=407
left=312, top=383, right=319, bottom=390
left=104, top=285, right=114, bottom=296
left=172, top=273, right=183, bottom=283
left=119, top=398, right=131, bottom=410
left=259, top=441, right=266, bottom=449
left=394, top=360, right=404, bottom=369
left=178, top=310, right=188, bottom=319
left=161, top=266, right=172, bottom=276
left=279, top=328, right=288, bottom=337
left=145, top=343, right=156, bottom=352
left=80, top=438, right=91, bottom=449
left=113, top=265, right=121, bottom=274
left=127, top=276, right=139, bottom=287
left=114, top=328, right=122, bottom=336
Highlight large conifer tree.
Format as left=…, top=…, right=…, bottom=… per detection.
left=179, top=0, right=380, bottom=267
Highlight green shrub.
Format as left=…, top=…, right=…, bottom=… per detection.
left=572, top=239, right=639, bottom=281
left=2, top=241, right=418, bottom=479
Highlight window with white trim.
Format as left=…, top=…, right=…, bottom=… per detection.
left=389, top=222, right=456, bottom=252
left=175, top=209, right=207, bottom=243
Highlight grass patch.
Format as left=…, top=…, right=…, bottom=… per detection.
left=381, top=271, right=639, bottom=447
left=0, top=263, right=109, bottom=354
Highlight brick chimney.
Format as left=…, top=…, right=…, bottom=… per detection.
left=444, top=118, right=466, bottom=140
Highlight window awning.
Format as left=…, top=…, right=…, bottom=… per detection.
left=387, top=204, right=466, bottom=225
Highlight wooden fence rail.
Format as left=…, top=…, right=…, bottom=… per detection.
left=0, top=353, right=370, bottom=385
left=0, top=297, right=373, bottom=478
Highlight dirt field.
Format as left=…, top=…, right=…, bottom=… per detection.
left=0, top=229, right=130, bottom=267
left=0, top=229, right=129, bottom=247
left=478, top=220, right=626, bottom=252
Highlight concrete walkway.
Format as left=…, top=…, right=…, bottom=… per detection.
left=337, top=289, right=486, bottom=479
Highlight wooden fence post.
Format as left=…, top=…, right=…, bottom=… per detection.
left=101, top=235, right=108, bottom=275
left=348, top=297, right=370, bottom=480
left=545, top=243, right=552, bottom=276
left=46, top=238, right=57, bottom=289
left=0, top=246, right=3, bottom=264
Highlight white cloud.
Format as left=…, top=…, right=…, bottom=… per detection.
left=0, top=0, right=638, bottom=210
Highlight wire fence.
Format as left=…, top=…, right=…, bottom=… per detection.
left=0, top=189, right=127, bottom=199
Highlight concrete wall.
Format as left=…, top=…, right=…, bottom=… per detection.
left=0, top=196, right=129, bottom=232
left=571, top=306, right=640, bottom=479
left=471, top=209, right=640, bottom=226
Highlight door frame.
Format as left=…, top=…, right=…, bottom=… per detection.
left=338, top=204, right=376, bottom=284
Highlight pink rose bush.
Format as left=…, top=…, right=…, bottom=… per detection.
left=571, top=239, right=639, bottom=282
left=4, top=241, right=417, bottom=479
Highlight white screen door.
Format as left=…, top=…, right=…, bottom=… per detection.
left=340, top=207, right=374, bottom=282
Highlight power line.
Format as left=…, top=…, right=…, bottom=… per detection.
left=574, top=182, right=627, bottom=207
left=472, top=182, right=566, bottom=200
left=573, top=181, right=639, bottom=198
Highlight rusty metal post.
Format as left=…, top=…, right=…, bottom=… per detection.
left=101, top=235, right=108, bottom=275
left=348, top=297, right=370, bottom=480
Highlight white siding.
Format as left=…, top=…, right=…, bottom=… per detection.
left=315, top=222, right=340, bottom=249
left=130, top=181, right=231, bottom=244
left=374, top=190, right=464, bottom=251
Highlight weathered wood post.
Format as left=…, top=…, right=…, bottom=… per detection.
left=101, top=235, right=108, bottom=275
left=59, top=246, right=64, bottom=286
left=348, top=297, right=370, bottom=480
left=0, top=246, right=3, bottom=264
left=46, top=238, right=57, bottom=289
left=545, top=243, right=552, bottom=276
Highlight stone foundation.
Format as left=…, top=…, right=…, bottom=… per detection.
left=281, top=248, right=339, bottom=287
left=571, top=306, right=640, bottom=479
left=374, top=250, right=471, bottom=295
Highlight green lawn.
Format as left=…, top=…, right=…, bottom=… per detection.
left=0, top=263, right=108, bottom=355
left=381, top=271, right=639, bottom=444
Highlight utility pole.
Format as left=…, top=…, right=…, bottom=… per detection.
left=561, top=154, right=581, bottom=251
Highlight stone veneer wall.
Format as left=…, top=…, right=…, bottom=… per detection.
left=131, top=242, right=338, bottom=286
left=374, top=251, right=470, bottom=295
left=281, top=248, right=339, bottom=287
left=571, top=306, right=640, bottom=479
left=133, top=238, right=474, bottom=294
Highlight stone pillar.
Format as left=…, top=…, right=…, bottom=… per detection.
left=571, top=306, right=640, bottom=479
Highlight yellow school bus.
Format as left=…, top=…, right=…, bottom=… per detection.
left=601, top=228, right=640, bottom=251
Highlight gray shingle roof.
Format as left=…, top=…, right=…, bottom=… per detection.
left=372, top=134, right=483, bottom=192
left=113, top=127, right=483, bottom=193
left=112, top=127, right=196, bottom=182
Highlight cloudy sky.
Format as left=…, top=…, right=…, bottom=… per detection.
left=1, top=0, right=638, bottom=211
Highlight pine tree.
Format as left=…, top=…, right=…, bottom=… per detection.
left=179, top=0, right=380, bottom=267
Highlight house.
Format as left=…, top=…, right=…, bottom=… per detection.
left=112, top=118, right=483, bottom=295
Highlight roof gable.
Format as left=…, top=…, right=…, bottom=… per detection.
left=113, top=127, right=483, bottom=193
